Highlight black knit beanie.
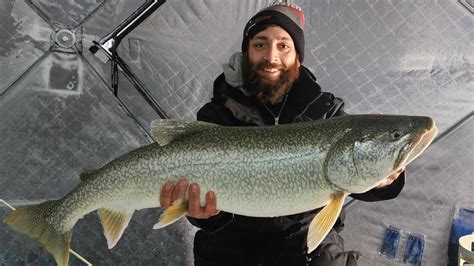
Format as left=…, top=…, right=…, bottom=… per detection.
left=242, top=3, right=305, bottom=62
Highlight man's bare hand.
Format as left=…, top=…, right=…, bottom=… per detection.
left=160, top=178, right=220, bottom=219
left=375, top=168, right=404, bottom=189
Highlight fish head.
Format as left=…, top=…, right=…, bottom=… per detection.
left=326, top=115, right=437, bottom=193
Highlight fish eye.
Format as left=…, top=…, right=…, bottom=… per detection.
left=391, top=131, right=402, bottom=140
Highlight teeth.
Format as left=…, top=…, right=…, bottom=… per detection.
left=263, top=68, right=278, bottom=73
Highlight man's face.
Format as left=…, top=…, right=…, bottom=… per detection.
left=245, top=26, right=300, bottom=104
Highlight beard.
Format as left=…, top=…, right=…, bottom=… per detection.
left=243, top=54, right=300, bottom=104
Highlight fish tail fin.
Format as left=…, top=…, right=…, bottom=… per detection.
left=4, top=201, right=72, bottom=266
left=153, top=199, right=188, bottom=229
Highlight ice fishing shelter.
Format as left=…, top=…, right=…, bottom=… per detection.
left=1, top=0, right=473, bottom=265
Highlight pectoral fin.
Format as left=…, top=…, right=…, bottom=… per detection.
left=153, top=199, right=188, bottom=229
left=307, top=192, right=347, bottom=253
left=97, top=208, right=134, bottom=249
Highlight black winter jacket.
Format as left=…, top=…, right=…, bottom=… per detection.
left=189, top=66, right=405, bottom=266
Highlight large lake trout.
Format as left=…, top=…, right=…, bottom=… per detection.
left=4, top=114, right=437, bottom=265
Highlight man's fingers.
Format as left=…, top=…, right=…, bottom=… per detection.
left=181, top=183, right=219, bottom=219
left=171, top=178, right=188, bottom=203
left=188, top=183, right=202, bottom=217
left=160, top=181, right=174, bottom=208
left=160, top=178, right=220, bottom=219
left=204, top=191, right=219, bottom=216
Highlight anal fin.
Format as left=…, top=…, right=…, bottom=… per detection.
left=153, top=199, right=188, bottom=229
left=307, top=192, right=347, bottom=253
left=97, top=208, right=134, bottom=249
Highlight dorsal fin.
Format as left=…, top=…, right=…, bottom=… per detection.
left=79, top=170, right=95, bottom=181
left=150, top=119, right=218, bottom=146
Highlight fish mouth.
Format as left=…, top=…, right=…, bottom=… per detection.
left=394, top=117, right=438, bottom=170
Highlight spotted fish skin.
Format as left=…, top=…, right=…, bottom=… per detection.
left=4, top=114, right=437, bottom=266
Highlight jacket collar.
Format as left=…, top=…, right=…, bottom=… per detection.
left=282, top=66, right=323, bottom=122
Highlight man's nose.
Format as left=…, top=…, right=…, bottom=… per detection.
left=265, top=45, right=279, bottom=63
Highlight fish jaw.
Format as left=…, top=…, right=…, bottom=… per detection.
left=398, top=117, right=437, bottom=168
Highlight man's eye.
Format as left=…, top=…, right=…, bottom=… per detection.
left=279, top=44, right=290, bottom=49
left=254, top=43, right=265, bottom=48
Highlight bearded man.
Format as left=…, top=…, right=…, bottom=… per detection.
left=159, top=3, right=405, bottom=265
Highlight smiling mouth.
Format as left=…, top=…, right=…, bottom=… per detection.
left=263, top=68, right=280, bottom=73
left=259, top=68, right=281, bottom=79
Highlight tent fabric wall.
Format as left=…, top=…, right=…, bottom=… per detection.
left=1, top=0, right=473, bottom=265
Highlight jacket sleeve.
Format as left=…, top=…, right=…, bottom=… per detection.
left=187, top=211, right=235, bottom=233
left=196, top=101, right=227, bottom=125
left=186, top=101, right=236, bottom=233
left=196, top=100, right=249, bottom=126
left=350, top=171, right=405, bottom=201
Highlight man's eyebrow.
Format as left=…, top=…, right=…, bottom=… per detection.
left=252, top=36, right=291, bottom=41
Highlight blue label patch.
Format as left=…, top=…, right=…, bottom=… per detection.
left=380, top=225, right=401, bottom=259
left=404, top=233, right=425, bottom=266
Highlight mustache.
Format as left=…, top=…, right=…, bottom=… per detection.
left=254, top=61, right=285, bottom=70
